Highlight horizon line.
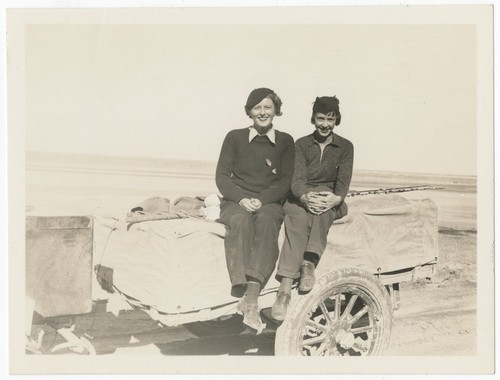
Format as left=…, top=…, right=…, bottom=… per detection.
left=25, top=150, right=477, bottom=179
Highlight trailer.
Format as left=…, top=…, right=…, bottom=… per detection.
left=25, top=191, right=438, bottom=356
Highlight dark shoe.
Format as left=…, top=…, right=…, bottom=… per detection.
left=299, top=261, right=316, bottom=292
left=271, top=292, right=291, bottom=321
left=236, top=297, right=265, bottom=334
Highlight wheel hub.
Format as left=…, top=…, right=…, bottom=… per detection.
left=327, top=321, right=355, bottom=350
left=336, top=330, right=355, bottom=350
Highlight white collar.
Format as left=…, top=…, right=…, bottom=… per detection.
left=248, top=126, right=276, bottom=144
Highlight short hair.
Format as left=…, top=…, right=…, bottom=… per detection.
left=245, top=93, right=283, bottom=117
left=310, top=96, right=341, bottom=125
left=310, top=111, right=341, bottom=126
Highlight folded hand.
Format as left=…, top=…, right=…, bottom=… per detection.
left=301, top=191, right=341, bottom=215
left=239, top=198, right=262, bottom=213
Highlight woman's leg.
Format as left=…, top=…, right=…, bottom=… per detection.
left=305, top=208, right=337, bottom=259
left=299, top=208, right=337, bottom=292
left=245, top=202, right=284, bottom=286
left=221, top=201, right=281, bottom=333
left=236, top=275, right=265, bottom=332
left=276, top=200, right=309, bottom=280
left=272, top=200, right=309, bottom=320
left=219, top=200, right=254, bottom=294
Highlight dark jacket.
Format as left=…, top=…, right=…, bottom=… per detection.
left=291, top=131, right=354, bottom=218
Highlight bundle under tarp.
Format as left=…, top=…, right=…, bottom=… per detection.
left=97, top=194, right=438, bottom=314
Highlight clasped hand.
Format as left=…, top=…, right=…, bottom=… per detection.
left=239, top=198, right=262, bottom=213
left=301, top=191, right=341, bottom=215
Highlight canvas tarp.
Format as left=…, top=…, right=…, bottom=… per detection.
left=97, top=194, right=438, bottom=314
left=317, top=194, right=438, bottom=278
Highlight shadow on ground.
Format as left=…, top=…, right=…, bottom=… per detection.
left=28, top=308, right=277, bottom=356
left=155, top=332, right=276, bottom=355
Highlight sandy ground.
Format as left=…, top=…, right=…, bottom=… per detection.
left=27, top=188, right=477, bottom=357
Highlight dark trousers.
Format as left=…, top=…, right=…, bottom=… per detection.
left=276, top=199, right=336, bottom=279
left=219, top=200, right=285, bottom=288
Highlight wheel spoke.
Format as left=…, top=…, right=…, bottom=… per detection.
left=313, top=342, right=329, bottom=356
left=350, top=325, right=374, bottom=335
left=319, top=301, right=333, bottom=325
left=351, top=337, right=369, bottom=353
left=302, top=334, right=327, bottom=346
left=331, top=346, right=341, bottom=356
left=349, top=305, right=370, bottom=325
left=305, top=319, right=328, bottom=333
left=334, top=294, right=341, bottom=321
left=342, top=294, right=358, bottom=318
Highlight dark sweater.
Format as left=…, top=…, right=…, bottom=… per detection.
left=216, top=127, right=295, bottom=205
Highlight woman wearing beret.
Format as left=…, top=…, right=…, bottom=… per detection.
left=216, top=88, right=295, bottom=332
left=271, top=96, right=354, bottom=321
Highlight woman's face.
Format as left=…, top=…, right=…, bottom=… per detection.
left=249, top=97, right=276, bottom=129
left=313, top=112, right=337, bottom=138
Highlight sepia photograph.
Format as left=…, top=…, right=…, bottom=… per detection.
left=5, top=2, right=495, bottom=376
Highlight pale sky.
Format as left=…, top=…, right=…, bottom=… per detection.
left=25, top=22, right=476, bottom=175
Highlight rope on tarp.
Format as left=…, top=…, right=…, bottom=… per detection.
left=125, top=209, right=204, bottom=224
left=123, top=186, right=443, bottom=225
left=347, top=185, right=443, bottom=198
left=123, top=210, right=215, bottom=230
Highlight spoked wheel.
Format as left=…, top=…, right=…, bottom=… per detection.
left=275, top=268, right=393, bottom=356
left=184, top=314, right=246, bottom=337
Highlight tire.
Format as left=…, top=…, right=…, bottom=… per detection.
left=184, top=314, right=246, bottom=337
left=275, top=268, right=393, bottom=356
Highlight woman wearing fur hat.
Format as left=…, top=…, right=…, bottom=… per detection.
left=271, top=96, right=354, bottom=321
left=216, top=88, right=295, bottom=332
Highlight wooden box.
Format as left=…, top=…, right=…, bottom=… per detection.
left=26, top=216, right=93, bottom=317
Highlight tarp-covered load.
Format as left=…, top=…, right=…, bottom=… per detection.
left=97, top=194, right=438, bottom=315
left=319, top=194, right=438, bottom=276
